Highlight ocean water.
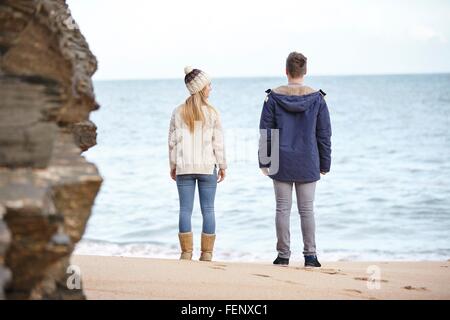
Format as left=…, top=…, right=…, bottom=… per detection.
left=74, top=74, right=450, bottom=262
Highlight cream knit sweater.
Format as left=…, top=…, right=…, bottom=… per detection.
left=168, top=104, right=227, bottom=175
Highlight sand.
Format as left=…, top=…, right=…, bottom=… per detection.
left=71, top=255, right=450, bottom=300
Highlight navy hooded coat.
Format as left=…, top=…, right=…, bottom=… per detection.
left=258, top=85, right=332, bottom=183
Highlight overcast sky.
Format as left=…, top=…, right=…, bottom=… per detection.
left=67, top=0, right=450, bottom=80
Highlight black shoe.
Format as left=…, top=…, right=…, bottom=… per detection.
left=273, top=256, right=289, bottom=266
left=304, top=255, right=321, bottom=267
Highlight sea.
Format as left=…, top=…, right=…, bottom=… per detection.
left=74, top=74, right=450, bottom=262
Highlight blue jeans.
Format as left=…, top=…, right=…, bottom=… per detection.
left=176, top=167, right=217, bottom=234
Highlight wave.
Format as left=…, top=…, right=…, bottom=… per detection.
left=74, top=239, right=450, bottom=262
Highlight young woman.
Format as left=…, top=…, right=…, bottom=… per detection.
left=168, top=66, right=227, bottom=261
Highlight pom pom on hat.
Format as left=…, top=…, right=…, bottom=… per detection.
left=184, top=66, right=211, bottom=95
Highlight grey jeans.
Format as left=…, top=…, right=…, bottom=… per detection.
left=273, top=179, right=317, bottom=258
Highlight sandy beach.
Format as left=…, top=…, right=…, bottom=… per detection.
left=72, top=255, right=450, bottom=300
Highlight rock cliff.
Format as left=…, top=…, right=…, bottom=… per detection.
left=0, top=0, right=102, bottom=299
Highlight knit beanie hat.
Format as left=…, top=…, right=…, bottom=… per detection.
left=184, top=66, right=211, bottom=95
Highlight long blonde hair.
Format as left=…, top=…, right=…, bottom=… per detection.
left=181, top=87, right=217, bottom=133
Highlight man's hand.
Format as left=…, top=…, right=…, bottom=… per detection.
left=217, top=169, right=226, bottom=183
left=320, top=171, right=327, bottom=175
left=260, top=167, right=270, bottom=176
left=170, top=168, right=176, bottom=181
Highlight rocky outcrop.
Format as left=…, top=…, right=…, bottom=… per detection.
left=0, top=0, right=102, bottom=299
left=73, top=120, right=97, bottom=152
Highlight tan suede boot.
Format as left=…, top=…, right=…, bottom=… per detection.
left=199, top=233, right=216, bottom=262
left=178, top=232, right=193, bottom=260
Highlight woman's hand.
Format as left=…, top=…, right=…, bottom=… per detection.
left=217, top=169, right=226, bottom=183
left=260, top=168, right=269, bottom=176
left=320, top=171, right=327, bottom=175
left=170, top=168, right=176, bottom=181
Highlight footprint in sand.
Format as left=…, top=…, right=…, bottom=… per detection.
left=343, top=289, right=379, bottom=300
left=210, top=265, right=226, bottom=271
left=294, top=267, right=312, bottom=271
left=344, top=289, right=362, bottom=294
left=304, top=267, right=346, bottom=275
left=252, top=273, right=271, bottom=278
left=403, top=285, right=427, bottom=291
left=293, top=267, right=346, bottom=275
left=320, top=269, right=346, bottom=275
left=354, top=276, right=388, bottom=283
left=214, top=264, right=227, bottom=267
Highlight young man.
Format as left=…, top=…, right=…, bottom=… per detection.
left=258, top=52, right=332, bottom=267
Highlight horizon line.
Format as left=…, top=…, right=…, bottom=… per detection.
left=92, top=71, right=450, bottom=82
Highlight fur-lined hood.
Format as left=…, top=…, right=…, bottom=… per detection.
left=267, top=85, right=326, bottom=113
